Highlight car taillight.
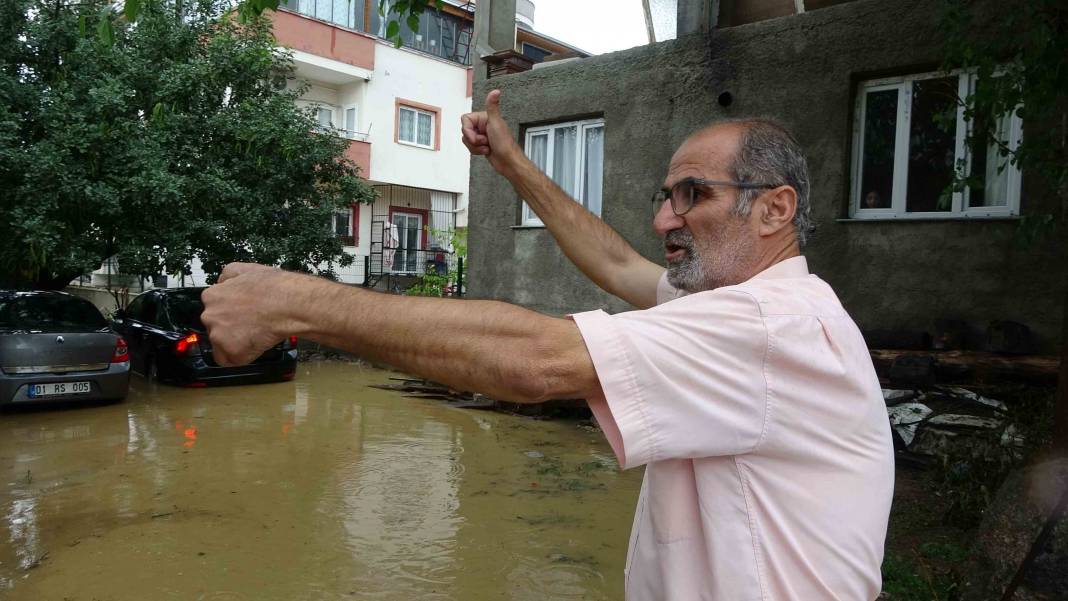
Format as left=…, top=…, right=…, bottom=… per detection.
left=111, top=337, right=129, bottom=363
left=288, top=336, right=298, bottom=348
left=175, top=333, right=200, bottom=356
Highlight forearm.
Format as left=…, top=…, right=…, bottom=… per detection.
left=503, top=157, right=663, bottom=309
left=283, top=274, right=598, bottom=403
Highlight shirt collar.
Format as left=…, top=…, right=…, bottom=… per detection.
left=751, top=255, right=809, bottom=281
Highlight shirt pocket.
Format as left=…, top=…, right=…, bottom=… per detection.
left=648, top=458, right=702, bottom=544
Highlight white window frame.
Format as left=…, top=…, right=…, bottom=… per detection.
left=314, top=104, right=337, bottom=134
left=390, top=211, right=423, bottom=274
left=342, top=104, right=359, bottom=140
left=398, top=105, right=435, bottom=149
left=521, top=118, right=606, bottom=226
left=850, top=69, right=1022, bottom=220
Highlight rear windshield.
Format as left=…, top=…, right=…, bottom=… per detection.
left=0, top=294, right=108, bottom=332
left=165, top=289, right=206, bottom=331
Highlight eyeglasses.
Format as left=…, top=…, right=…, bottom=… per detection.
left=651, top=178, right=780, bottom=216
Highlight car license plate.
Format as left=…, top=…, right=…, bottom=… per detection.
left=28, top=381, right=91, bottom=398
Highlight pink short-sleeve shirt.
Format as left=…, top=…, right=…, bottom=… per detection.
left=571, top=256, right=894, bottom=601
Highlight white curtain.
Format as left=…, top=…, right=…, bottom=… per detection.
left=399, top=109, right=415, bottom=143
left=552, top=126, right=578, bottom=197
left=584, top=125, right=604, bottom=216
left=981, top=113, right=1011, bottom=207
left=417, top=113, right=433, bottom=146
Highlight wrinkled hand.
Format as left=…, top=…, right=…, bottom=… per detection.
left=461, top=89, right=522, bottom=175
left=201, top=263, right=297, bottom=367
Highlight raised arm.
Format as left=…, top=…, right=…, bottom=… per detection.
left=462, top=90, right=664, bottom=310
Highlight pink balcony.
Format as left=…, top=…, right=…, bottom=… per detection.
left=345, top=139, right=372, bottom=177
left=271, top=9, right=375, bottom=72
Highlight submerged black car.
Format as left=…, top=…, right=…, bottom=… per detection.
left=112, top=288, right=298, bottom=387
left=0, top=291, right=130, bottom=405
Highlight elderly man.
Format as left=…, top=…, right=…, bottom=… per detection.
left=202, top=90, right=894, bottom=600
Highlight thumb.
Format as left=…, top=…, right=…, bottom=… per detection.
left=485, top=89, right=502, bottom=118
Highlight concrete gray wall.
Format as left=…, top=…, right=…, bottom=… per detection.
left=467, top=0, right=1066, bottom=352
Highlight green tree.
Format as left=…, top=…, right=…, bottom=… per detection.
left=0, top=0, right=375, bottom=289
left=941, top=0, right=1068, bottom=448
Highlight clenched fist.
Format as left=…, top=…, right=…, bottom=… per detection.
left=201, top=263, right=304, bottom=367
left=461, top=89, right=523, bottom=176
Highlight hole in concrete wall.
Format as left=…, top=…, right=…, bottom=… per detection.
left=717, top=91, right=733, bottom=107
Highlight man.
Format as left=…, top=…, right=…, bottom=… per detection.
left=201, top=90, right=894, bottom=600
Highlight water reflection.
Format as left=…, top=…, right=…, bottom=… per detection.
left=0, top=362, right=641, bottom=600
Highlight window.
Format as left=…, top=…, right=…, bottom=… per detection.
left=333, top=208, right=354, bottom=246
left=521, top=118, right=605, bottom=226
left=521, top=43, right=552, bottom=63
left=851, top=70, right=1022, bottom=219
left=316, top=105, right=336, bottom=133
left=342, top=105, right=359, bottom=139
left=282, top=0, right=365, bottom=31
left=370, top=1, right=471, bottom=65
left=397, top=105, right=435, bottom=149
left=390, top=212, right=423, bottom=273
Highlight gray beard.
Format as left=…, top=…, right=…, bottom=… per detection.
left=666, top=249, right=706, bottom=293
left=664, top=228, right=754, bottom=293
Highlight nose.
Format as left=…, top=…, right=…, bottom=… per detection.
left=653, top=198, right=685, bottom=237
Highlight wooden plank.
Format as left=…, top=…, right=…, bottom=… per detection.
left=870, top=350, right=1060, bottom=385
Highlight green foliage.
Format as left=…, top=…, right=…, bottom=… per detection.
left=881, top=553, right=959, bottom=601
left=941, top=0, right=1068, bottom=215
left=0, top=0, right=375, bottom=289
left=405, top=227, right=466, bottom=297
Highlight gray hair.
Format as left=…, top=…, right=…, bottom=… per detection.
left=722, top=119, right=813, bottom=247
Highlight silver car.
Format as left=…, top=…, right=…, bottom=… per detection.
left=0, top=291, right=131, bottom=405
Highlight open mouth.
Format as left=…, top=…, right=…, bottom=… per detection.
left=664, top=243, right=687, bottom=261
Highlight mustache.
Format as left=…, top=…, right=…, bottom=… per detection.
left=665, top=230, right=694, bottom=249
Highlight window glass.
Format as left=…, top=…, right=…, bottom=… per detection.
left=552, top=126, right=578, bottom=196
left=967, top=78, right=1012, bottom=208
left=126, top=296, right=144, bottom=322
left=0, top=295, right=107, bottom=332
left=139, top=294, right=160, bottom=325
left=417, top=112, right=433, bottom=146
left=905, top=77, right=958, bottom=213
left=522, top=43, right=552, bottom=63
left=859, top=89, right=897, bottom=210
left=335, top=210, right=351, bottom=237
left=165, top=290, right=206, bottom=332
left=317, top=107, right=334, bottom=128
left=584, top=125, right=604, bottom=215
left=345, top=107, right=357, bottom=135
left=528, top=133, right=548, bottom=170
left=399, top=108, right=415, bottom=143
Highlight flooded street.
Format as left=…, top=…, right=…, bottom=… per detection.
left=0, top=361, right=642, bottom=601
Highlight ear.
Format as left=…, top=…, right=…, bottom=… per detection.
left=755, top=186, right=797, bottom=238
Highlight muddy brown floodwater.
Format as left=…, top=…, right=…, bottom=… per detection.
left=0, top=361, right=643, bottom=601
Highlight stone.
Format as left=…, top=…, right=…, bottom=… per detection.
left=926, top=414, right=1003, bottom=430
left=887, top=402, right=932, bottom=447
left=960, top=459, right=1068, bottom=601
left=882, top=389, right=918, bottom=406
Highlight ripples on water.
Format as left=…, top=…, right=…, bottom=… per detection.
left=0, top=362, right=642, bottom=600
